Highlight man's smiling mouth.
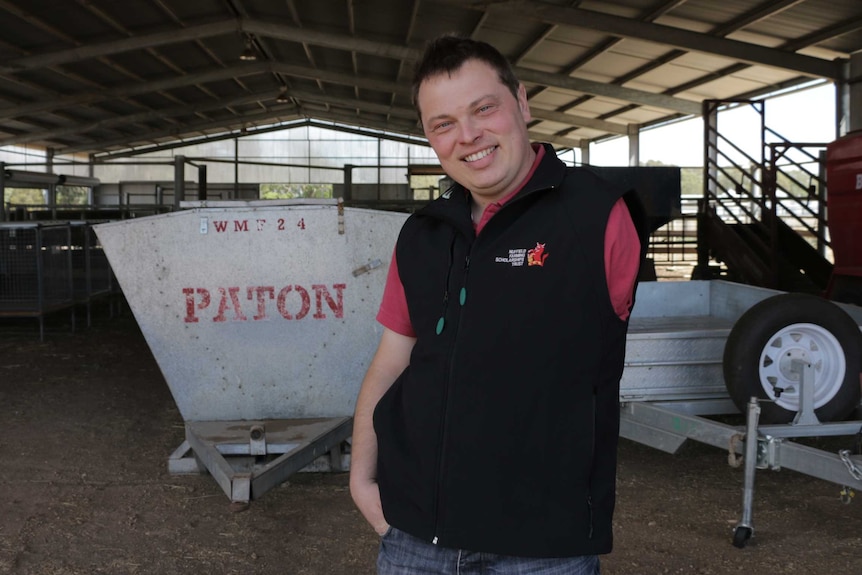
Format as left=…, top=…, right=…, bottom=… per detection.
left=464, top=146, right=497, bottom=163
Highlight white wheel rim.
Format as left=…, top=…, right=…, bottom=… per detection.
left=757, top=322, right=847, bottom=412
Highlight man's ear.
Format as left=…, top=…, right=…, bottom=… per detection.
left=517, top=83, right=531, bottom=122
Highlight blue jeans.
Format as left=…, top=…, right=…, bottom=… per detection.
left=377, top=527, right=601, bottom=575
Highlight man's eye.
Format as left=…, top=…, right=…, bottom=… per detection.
left=478, top=105, right=494, bottom=113
left=434, top=122, right=452, bottom=131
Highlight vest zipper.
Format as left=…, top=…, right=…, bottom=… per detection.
left=435, top=234, right=458, bottom=335
left=587, top=388, right=597, bottom=539
left=459, top=255, right=470, bottom=305
left=431, top=246, right=471, bottom=546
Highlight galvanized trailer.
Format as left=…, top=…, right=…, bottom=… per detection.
left=624, top=280, right=862, bottom=547
left=95, top=201, right=862, bottom=547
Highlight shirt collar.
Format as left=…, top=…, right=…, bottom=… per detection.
left=473, top=143, right=545, bottom=233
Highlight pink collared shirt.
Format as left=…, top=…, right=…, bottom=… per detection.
left=377, top=147, right=641, bottom=336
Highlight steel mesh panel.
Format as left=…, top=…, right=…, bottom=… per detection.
left=86, top=225, right=113, bottom=297
left=0, top=224, right=73, bottom=314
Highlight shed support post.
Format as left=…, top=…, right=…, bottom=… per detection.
left=198, top=164, right=207, bottom=201
left=174, top=155, right=186, bottom=210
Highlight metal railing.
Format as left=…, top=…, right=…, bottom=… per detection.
left=698, top=99, right=831, bottom=289
left=0, top=221, right=119, bottom=339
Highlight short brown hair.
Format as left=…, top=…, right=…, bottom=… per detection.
left=411, top=34, right=521, bottom=118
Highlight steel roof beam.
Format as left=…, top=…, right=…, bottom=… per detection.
left=296, top=105, right=583, bottom=149
left=436, top=0, right=843, bottom=79
left=2, top=63, right=629, bottom=152
left=0, top=17, right=702, bottom=116
left=93, top=117, right=431, bottom=161
left=271, top=73, right=633, bottom=133
left=0, top=62, right=270, bottom=121
left=91, top=118, right=310, bottom=160
left=711, top=0, right=806, bottom=36
left=0, top=20, right=238, bottom=74
left=61, top=105, right=301, bottom=155
left=251, top=20, right=699, bottom=113
left=0, top=91, right=287, bottom=147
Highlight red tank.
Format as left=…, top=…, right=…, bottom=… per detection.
left=825, top=131, right=862, bottom=304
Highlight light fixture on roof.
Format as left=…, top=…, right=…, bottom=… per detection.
left=239, top=36, right=257, bottom=61
left=276, top=88, right=290, bottom=104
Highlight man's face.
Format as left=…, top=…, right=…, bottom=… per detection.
left=417, top=59, right=534, bottom=204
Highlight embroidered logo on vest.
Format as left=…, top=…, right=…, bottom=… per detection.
left=494, top=243, right=549, bottom=267
left=527, top=243, right=549, bottom=266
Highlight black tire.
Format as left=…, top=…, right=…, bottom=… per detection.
left=723, top=293, right=862, bottom=424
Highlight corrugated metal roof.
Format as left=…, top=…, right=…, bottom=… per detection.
left=0, top=0, right=859, bottom=158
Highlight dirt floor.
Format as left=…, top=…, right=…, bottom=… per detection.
left=2, top=308, right=862, bottom=575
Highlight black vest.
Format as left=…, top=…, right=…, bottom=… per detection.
left=373, top=145, right=638, bottom=557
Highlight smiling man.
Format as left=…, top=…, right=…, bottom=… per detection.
left=418, top=57, right=536, bottom=221
left=350, top=34, right=645, bottom=575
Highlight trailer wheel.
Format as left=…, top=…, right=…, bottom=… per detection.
left=723, top=293, right=862, bottom=424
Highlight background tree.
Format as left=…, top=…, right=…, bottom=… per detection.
left=6, top=187, right=45, bottom=205
left=259, top=183, right=332, bottom=199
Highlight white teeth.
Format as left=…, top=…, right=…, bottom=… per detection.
left=464, top=146, right=496, bottom=162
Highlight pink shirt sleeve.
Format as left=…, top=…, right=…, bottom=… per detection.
left=377, top=196, right=641, bottom=333
left=376, top=248, right=416, bottom=337
left=605, top=197, right=641, bottom=321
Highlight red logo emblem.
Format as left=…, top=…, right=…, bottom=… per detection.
left=527, top=243, right=549, bottom=267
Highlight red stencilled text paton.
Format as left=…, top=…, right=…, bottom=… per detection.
left=182, top=284, right=346, bottom=323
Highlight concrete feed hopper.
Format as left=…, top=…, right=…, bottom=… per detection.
left=94, top=199, right=407, bottom=504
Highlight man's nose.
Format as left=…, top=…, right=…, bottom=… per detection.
left=458, top=118, right=482, bottom=143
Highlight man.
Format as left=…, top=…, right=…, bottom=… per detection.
left=350, top=34, right=644, bottom=574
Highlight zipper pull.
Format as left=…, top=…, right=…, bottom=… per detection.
left=436, top=291, right=449, bottom=335
left=432, top=536, right=439, bottom=545
left=459, top=256, right=470, bottom=305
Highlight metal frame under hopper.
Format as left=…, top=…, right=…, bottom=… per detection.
left=168, top=417, right=352, bottom=505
